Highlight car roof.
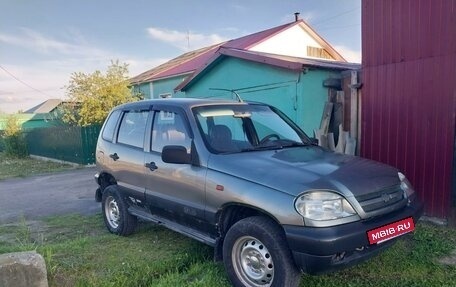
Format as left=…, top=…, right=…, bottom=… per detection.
left=113, top=97, right=260, bottom=111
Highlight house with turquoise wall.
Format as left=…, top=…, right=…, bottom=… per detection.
left=130, top=19, right=347, bottom=98
left=176, top=48, right=359, bottom=135
left=0, top=113, right=47, bottom=131
left=130, top=19, right=359, bottom=135
left=0, top=99, right=66, bottom=131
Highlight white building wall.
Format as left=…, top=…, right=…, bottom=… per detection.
left=249, top=25, right=334, bottom=60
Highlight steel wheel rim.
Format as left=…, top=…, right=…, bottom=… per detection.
left=105, top=195, right=120, bottom=229
left=232, top=236, right=274, bottom=286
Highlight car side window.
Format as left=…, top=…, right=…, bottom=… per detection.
left=151, top=111, right=191, bottom=153
left=102, top=110, right=121, bottom=142
left=117, top=110, right=149, bottom=148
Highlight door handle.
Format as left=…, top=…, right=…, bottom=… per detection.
left=109, top=153, right=119, bottom=161
left=145, top=162, right=158, bottom=171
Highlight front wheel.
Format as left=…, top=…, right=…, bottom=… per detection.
left=102, top=185, right=137, bottom=236
left=223, top=216, right=301, bottom=287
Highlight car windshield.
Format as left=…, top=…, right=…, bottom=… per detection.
left=194, top=104, right=311, bottom=153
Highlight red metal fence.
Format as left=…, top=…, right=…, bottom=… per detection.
left=361, top=0, right=456, bottom=218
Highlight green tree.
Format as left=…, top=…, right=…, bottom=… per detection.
left=3, top=115, right=27, bottom=157
left=64, top=61, right=142, bottom=126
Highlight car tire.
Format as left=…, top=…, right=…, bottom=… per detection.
left=222, top=216, right=301, bottom=287
left=101, top=185, right=137, bottom=236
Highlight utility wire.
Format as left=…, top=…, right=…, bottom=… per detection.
left=311, top=7, right=360, bottom=27
left=0, top=64, right=52, bottom=97
left=318, top=23, right=361, bottom=31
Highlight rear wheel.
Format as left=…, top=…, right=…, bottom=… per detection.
left=223, top=216, right=301, bottom=287
left=102, top=185, right=137, bottom=236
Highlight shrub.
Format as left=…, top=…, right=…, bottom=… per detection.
left=0, top=130, right=5, bottom=152
left=2, top=115, right=28, bottom=158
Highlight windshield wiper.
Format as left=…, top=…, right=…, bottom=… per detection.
left=240, top=140, right=314, bottom=153
left=240, top=144, right=284, bottom=152
left=282, top=141, right=314, bottom=148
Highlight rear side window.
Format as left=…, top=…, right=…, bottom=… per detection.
left=117, top=110, right=149, bottom=148
left=102, top=110, right=121, bottom=142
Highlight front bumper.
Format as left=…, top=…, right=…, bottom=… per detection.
left=283, top=200, right=424, bottom=274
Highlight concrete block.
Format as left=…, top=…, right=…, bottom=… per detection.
left=0, top=251, right=48, bottom=287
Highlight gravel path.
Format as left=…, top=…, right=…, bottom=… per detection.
left=0, top=167, right=100, bottom=224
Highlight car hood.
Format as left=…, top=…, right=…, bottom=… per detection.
left=207, top=146, right=400, bottom=198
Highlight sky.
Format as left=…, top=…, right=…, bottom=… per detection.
left=0, top=0, right=361, bottom=114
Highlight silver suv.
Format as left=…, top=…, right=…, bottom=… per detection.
left=95, top=98, right=423, bottom=287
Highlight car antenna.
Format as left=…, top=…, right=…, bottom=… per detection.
left=209, top=88, right=243, bottom=103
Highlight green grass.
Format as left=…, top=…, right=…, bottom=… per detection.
left=0, top=152, right=75, bottom=180
left=0, top=214, right=229, bottom=287
left=0, top=214, right=455, bottom=287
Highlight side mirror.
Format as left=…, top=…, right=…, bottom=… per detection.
left=162, top=145, right=191, bottom=164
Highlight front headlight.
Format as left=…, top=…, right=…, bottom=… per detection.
left=398, top=172, right=415, bottom=200
left=294, top=191, right=357, bottom=221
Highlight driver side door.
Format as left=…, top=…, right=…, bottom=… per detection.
left=144, top=107, right=209, bottom=232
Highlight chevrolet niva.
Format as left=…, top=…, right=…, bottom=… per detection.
left=94, top=98, right=423, bottom=287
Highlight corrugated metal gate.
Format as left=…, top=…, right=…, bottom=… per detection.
left=361, top=0, right=456, bottom=218
left=25, top=125, right=101, bottom=165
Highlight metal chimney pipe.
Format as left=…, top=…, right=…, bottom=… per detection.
left=294, top=12, right=300, bottom=22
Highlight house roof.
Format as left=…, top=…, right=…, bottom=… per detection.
left=130, top=20, right=345, bottom=85
left=130, top=43, right=222, bottom=84
left=24, top=99, right=63, bottom=114
left=222, top=21, right=299, bottom=49
left=176, top=48, right=360, bottom=92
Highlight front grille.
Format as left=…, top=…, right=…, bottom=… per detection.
left=355, top=185, right=405, bottom=213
